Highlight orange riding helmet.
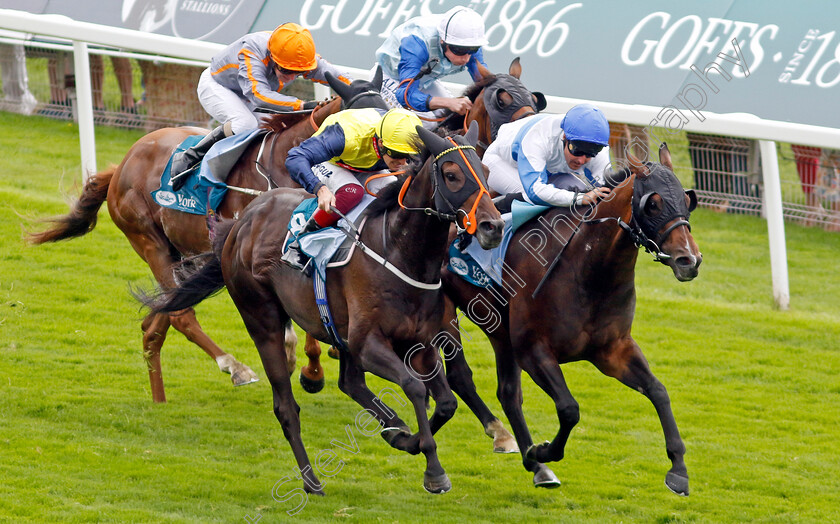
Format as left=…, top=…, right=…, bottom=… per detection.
left=268, top=23, right=317, bottom=71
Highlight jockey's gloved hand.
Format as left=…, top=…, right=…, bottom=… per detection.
left=302, top=100, right=319, bottom=111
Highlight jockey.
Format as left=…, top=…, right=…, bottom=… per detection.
left=171, top=22, right=352, bottom=189
left=374, top=6, right=489, bottom=128
left=281, top=108, right=422, bottom=270
left=483, top=103, right=613, bottom=208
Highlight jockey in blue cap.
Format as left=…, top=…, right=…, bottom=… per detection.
left=483, top=103, right=613, bottom=207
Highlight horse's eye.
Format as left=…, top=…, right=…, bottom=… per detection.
left=644, top=194, right=662, bottom=216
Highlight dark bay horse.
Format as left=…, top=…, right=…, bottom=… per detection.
left=441, top=145, right=702, bottom=494
left=140, top=124, right=504, bottom=494
left=26, top=73, right=388, bottom=403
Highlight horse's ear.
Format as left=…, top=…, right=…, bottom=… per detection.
left=464, top=120, right=479, bottom=147
left=476, top=60, right=493, bottom=80
left=532, top=91, right=547, bottom=112
left=370, top=65, right=383, bottom=91
left=627, top=151, right=650, bottom=178
left=415, top=124, right=449, bottom=156
left=325, top=71, right=350, bottom=100
left=509, top=57, right=522, bottom=79
left=658, top=142, right=673, bottom=171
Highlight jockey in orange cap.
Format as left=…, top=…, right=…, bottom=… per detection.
left=171, top=22, right=352, bottom=188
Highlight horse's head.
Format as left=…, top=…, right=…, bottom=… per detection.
left=415, top=122, right=503, bottom=249
left=326, top=66, right=388, bottom=110
left=442, top=58, right=545, bottom=155
left=624, top=144, right=702, bottom=281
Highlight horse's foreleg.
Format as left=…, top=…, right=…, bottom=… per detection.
left=440, top=302, right=517, bottom=453
left=494, top=343, right=560, bottom=488
left=520, top=347, right=580, bottom=466
left=298, top=332, right=325, bottom=394
left=141, top=311, right=171, bottom=403
left=594, top=339, right=689, bottom=496
left=168, top=308, right=259, bottom=387
left=355, top=333, right=450, bottom=494
left=336, top=351, right=411, bottom=435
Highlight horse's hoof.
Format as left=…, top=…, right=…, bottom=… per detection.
left=524, top=441, right=549, bottom=462
left=299, top=372, right=325, bottom=394
left=327, top=346, right=340, bottom=360
left=533, top=465, right=561, bottom=489
left=665, top=471, right=689, bottom=496
left=485, top=419, right=519, bottom=453
left=423, top=472, right=451, bottom=494
left=305, top=486, right=325, bottom=496
left=380, top=426, right=411, bottom=446
left=231, top=367, right=259, bottom=387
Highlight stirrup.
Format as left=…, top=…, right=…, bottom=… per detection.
left=281, top=244, right=307, bottom=270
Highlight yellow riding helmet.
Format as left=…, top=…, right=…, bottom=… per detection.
left=268, top=23, right=317, bottom=71
left=377, top=109, right=422, bottom=155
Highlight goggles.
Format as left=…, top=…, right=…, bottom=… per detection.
left=380, top=144, right=413, bottom=160
left=274, top=64, right=310, bottom=76
left=566, top=140, right=603, bottom=158
left=445, top=44, right=480, bottom=56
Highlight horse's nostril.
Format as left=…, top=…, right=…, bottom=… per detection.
left=675, top=256, right=694, bottom=268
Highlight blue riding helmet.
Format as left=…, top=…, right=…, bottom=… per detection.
left=560, top=104, right=610, bottom=146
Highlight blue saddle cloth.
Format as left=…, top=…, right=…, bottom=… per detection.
left=150, top=129, right=267, bottom=215
left=448, top=200, right=549, bottom=288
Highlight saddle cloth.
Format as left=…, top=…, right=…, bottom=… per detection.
left=150, top=129, right=267, bottom=215
left=448, top=200, right=549, bottom=288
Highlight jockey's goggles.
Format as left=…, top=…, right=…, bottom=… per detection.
left=566, top=139, right=603, bottom=158
left=445, top=44, right=480, bottom=56
left=274, top=64, right=311, bottom=76
left=380, top=145, right=413, bottom=160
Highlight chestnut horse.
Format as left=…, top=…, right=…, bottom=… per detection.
left=140, top=124, right=503, bottom=494
left=441, top=145, right=702, bottom=494
left=27, top=72, right=389, bottom=402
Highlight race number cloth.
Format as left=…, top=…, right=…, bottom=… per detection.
left=285, top=194, right=376, bottom=280
left=448, top=200, right=549, bottom=288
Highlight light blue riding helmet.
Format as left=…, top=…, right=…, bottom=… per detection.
left=560, top=104, right=610, bottom=146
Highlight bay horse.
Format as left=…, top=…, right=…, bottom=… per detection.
left=441, top=144, right=702, bottom=494
left=140, top=123, right=504, bottom=494
left=26, top=72, right=389, bottom=403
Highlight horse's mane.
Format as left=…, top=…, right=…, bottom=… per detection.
left=364, top=151, right=431, bottom=218
left=260, top=112, right=310, bottom=133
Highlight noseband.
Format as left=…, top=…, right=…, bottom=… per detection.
left=398, top=136, right=492, bottom=234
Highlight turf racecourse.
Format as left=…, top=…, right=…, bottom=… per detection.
left=1, top=112, right=839, bottom=523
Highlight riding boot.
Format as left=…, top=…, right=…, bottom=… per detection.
left=281, top=216, right=322, bottom=271
left=170, top=121, right=233, bottom=191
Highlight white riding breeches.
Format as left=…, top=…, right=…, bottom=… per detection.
left=197, top=68, right=266, bottom=134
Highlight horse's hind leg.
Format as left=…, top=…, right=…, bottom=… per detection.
left=229, top=283, right=323, bottom=494
left=168, top=308, right=259, bottom=387
left=141, top=311, right=171, bottom=403
left=593, top=339, right=689, bottom=496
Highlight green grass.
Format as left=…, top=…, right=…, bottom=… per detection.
left=1, top=111, right=839, bottom=523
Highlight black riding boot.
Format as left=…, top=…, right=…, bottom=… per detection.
left=281, top=216, right=322, bottom=271
left=170, top=122, right=232, bottom=191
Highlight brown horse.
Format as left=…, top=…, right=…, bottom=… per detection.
left=140, top=124, right=503, bottom=494
left=441, top=57, right=546, bottom=158
left=26, top=72, right=389, bottom=403
left=441, top=145, right=702, bottom=494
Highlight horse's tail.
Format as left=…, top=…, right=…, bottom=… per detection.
left=26, top=167, right=115, bottom=244
left=135, top=217, right=237, bottom=315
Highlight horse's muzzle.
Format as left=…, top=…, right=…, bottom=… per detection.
left=476, top=218, right=505, bottom=249
left=671, top=252, right=702, bottom=282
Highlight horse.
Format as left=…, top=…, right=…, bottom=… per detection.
left=138, top=123, right=504, bottom=494
left=440, top=144, right=702, bottom=494
left=439, top=57, right=546, bottom=158
left=26, top=71, right=389, bottom=403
